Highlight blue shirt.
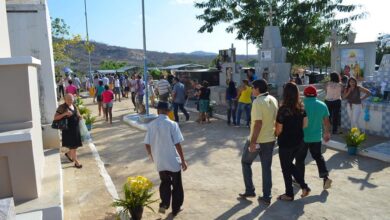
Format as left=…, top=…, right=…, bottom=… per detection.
left=144, top=115, right=184, bottom=172
left=226, top=88, right=237, bottom=101
left=173, top=82, right=186, bottom=104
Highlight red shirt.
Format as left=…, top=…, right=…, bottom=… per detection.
left=102, top=90, right=114, bottom=103
left=65, top=85, right=77, bottom=95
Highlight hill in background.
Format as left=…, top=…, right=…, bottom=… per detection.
left=67, top=40, right=257, bottom=72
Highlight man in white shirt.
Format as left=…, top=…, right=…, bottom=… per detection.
left=64, top=73, right=71, bottom=87
left=102, top=75, right=109, bottom=86
left=144, top=102, right=187, bottom=216
left=156, top=75, right=171, bottom=102
left=114, top=75, right=121, bottom=102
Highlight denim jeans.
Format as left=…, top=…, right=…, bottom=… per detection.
left=241, top=140, right=275, bottom=199
left=173, top=102, right=189, bottom=122
left=159, top=171, right=184, bottom=212
left=296, top=142, right=329, bottom=178
left=237, top=102, right=251, bottom=126
left=227, top=99, right=237, bottom=124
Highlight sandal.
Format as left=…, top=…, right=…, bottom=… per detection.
left=301, top=187, right=311, bottom=198
left=277, top=194, right=294, bottom=201
left=74, top=163, right=83, bottom=169
left=65, top=153, right=73, bottom=162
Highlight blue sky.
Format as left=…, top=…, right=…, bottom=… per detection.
left=47, top=0, right=390, bottom=55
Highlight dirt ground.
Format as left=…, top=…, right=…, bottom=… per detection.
left=63, top=96, right=390, bottom=220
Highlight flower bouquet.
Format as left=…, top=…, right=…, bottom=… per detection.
left=112, top=176, right=157, bottom=220
left=344, top=127, right=366, bottom=155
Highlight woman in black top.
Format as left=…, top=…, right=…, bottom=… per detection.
left=275, top=82, right=310, bottom=201
left=226, top=80, right=238, bottom=125
left=54, top=94, right=83, bottom=168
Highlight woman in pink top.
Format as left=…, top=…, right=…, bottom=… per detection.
left=65, top=80, right=78, bottom=96
left=102, top=85, right=114, bottom=124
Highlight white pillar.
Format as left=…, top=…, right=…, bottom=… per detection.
left=0, top=0, right=11, bottom=58
left=7, top=0, right=60, bottom=148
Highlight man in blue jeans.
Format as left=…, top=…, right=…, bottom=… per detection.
left=239, top=79, right=278, bottom=205
left=172, top=77, right=190, bottom=122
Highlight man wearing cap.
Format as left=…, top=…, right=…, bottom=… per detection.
left=144, top=102, right=188, bottom=216
left=296, top=85, right=332, bottom=190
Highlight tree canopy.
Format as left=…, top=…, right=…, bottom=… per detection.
left=376, top=33, right=390, bottom=65
left=51, top=18, right=81, bottom=64
left=195, top=0, right=366, bottom=66
left=99, top=60, right=127, bottom=70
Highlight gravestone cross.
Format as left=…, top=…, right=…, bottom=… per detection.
left=267, top=0, right=275, bottom=26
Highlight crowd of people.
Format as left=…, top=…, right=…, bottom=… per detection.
left=235, top=78, right=335, bottom=204
left=54, top=69, right=371, bottom=215
left=225, top=71, right=371, bottom=133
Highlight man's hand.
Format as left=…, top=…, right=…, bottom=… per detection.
left=249, top=143, right=257, bottom=152
left=181, top=161, right=188, bottom=171
left=323, top=132, right=331, bottom=143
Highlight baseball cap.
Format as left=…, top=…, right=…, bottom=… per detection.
left=304, top=85, right=317, bottom=97
left=156, top=102, right=169, bottom=110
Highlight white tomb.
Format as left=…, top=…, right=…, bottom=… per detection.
left=7, top=0, right=60, bottom=148
left=0, top=0, right=63, bottom=219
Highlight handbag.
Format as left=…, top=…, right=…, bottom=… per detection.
left=51, top=118, right=68, bottom=130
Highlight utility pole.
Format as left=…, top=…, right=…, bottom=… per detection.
left=142, top=0, right=149, bottom=115
left=84, top=0, right=93, bottom=82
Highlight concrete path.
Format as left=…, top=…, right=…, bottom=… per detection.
left=65, top=97, right=390, bottom=220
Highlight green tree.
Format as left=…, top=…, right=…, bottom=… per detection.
left=51, top=18, right=81, bottom=70
left=99, top=60, right=127, bottom=70
left=376, top=33, right=390, bottom=65
left=195, top=0, right=365, bottom=66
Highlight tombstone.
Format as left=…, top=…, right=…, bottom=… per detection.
left=6, top=0, right=60, bottom=148
left=219, top=44, right=242, bottom=86
left=255, top=26, right=291, bottom=96
left=331, top=32, right=376, bottom=81
left=1, top=1, right=63, bottom=219
left=0, top=0, right=44, bottom=202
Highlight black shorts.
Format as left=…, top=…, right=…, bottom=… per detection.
left=124, top=87, right=130, bottom=92
left=97, top=95, right=103, bottom=102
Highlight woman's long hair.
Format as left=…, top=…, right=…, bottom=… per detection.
left=330, top=72, right=340, bottom=83
left=227, top=81, right=236, bottom=96
left=346, top=77, right=357, bottom=89
left=282, top=82, right=304, bottom=115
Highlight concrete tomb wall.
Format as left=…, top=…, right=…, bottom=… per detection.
left=6, top=0, right=60, bottom=148
left=0, top=57, right=44, bottom=202
left=0, top=0, right=11, bottom=57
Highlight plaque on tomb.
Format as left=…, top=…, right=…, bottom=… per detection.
left=340, top=48, right=365, bottom=80
left=260, top=50, right=272, bottom=61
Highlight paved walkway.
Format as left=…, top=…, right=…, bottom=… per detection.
left=64, top=97, right=390, bottom=220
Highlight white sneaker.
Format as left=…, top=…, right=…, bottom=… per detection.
left=323, top=178, right=332, bottom=190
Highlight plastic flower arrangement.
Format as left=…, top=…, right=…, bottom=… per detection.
left=112, top=176, right=157, bottom=219
left=344, top=127, right=366, bottom=148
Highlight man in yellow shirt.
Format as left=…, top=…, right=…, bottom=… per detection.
left=239, top=79, right=278, bottom=206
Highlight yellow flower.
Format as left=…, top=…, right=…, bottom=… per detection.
left=351, top=127, right=358, bottom=134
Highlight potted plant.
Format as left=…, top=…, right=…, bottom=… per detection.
left=78, top=106, right=91, bottom=117
left=208, top=100, right=217, bottom=118
left=83, top=113, right=96, bottom=131
left=344, top=127, right=366, bottom=155
left=112, top=176, right=157, bottom=220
